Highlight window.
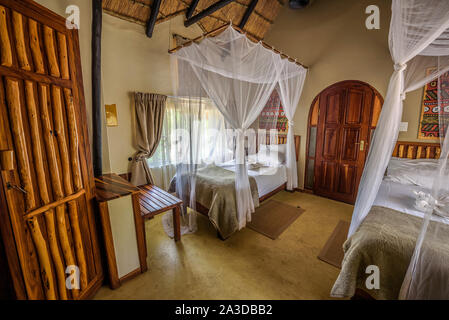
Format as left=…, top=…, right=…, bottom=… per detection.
left=147, top=97, right=229, bottom=168
left=147, top=99, right=175, bottom=168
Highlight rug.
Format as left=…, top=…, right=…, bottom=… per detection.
left=247, top=200, right=305, bottom=239
left=317, top=220, right=350, bottom=268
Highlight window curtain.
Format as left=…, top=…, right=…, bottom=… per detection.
left=131, top=93, right=167, bottom=186
left=277, top=62, right=307, bottom=190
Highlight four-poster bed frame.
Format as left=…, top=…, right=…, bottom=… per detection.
left=393, top=141, right=441, bottom=159
left=194, top=135, right=301, bottom=218
left=338, top=139, right=444, bottom=300
left=168, top=22, right=308, bottom=70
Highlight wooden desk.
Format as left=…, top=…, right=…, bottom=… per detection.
left=95, top=174, right=146, bottom=289
left=137, top=185, right=182, bottom=241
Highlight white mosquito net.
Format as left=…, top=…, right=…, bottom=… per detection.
left=346, top=0, right=449, bottom=299
left=169, top=25, right=307, bottom=234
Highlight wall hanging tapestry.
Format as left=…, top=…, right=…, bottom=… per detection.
left=418, top=68, right=449, bottom=140
left=259, top=90, right=288, bottom=133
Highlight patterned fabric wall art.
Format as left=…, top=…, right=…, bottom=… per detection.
left=418, top=68, right=449, bottom=140
left=259, top=89, right=288, bottom=133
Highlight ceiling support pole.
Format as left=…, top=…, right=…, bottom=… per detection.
left=92, top=0, right=102, bottom=176
left=146, top=0, right=162, bottom=38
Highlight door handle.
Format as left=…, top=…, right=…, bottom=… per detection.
left=355, top=140, right=365, bottom=151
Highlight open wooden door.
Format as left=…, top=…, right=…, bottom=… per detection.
left=0, top=0, right=103, bottom=299
left=313, top=81, right=382, bottom=204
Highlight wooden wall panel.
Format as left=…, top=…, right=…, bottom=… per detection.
left=323, top=128, right=338, bottom=159
left=345, top=90, right=363, bottom=124
left=11, top=12, right=31, bottom=71
left=341, top=128, right=360, bottom=161
left=325, top=93, right=340, bottom=124
left=0, top=6, right=13, bottom=67
left=337, top=164, right=356, bottom=195
left=28, top=19, right=44, bottom=74
left=318, top=161, right=336, bottom=191
left=0, top=0, right=103, bottom=300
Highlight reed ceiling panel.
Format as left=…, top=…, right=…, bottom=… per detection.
left=102, top=0, right=284, bottom=40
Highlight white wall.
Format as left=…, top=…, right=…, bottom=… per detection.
left=102, top=15, right=202, bottom=174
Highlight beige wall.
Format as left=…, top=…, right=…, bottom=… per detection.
left=264, top=0, right=424, bottom=188
left=102, top=15, right=202, bottom=174
left=401, top=89, right=424, bottom=142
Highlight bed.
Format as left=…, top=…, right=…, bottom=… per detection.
left=331, top=141, right=449, bottom=300
left=172, top=135, right=300, bottom=239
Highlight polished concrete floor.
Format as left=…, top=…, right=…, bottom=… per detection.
left=94, top=191, right=353, bottom=300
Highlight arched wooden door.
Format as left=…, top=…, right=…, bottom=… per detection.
left=305, top=81, right=383, bottom=204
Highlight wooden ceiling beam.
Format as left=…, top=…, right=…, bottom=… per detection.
left=179, top=0, right=274, bottom=25
left=185, top=0, right=236, bottom=27
left=238, top=0, right=258, bottom=29
left=146, top=0, right=162, bottom=38
left=186, top=0, right=200, bottom=19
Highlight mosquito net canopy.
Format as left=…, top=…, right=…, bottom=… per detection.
left=346, top=0, right=449, bottom=299
left=169, top=25, right=307, bottom=234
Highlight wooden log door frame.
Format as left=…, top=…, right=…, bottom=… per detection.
left=304, top=80, right=383, bottom=203
left=0, top=0, right=103, bottom=299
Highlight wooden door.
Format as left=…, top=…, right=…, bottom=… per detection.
left=314, top=81, right=381, bottom=204
left=0, top=0, right=103, bottom=299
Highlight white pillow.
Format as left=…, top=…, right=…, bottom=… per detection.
left=384, top=157, right=446, bottom=190
left=268, top=144, right=287, bottom=163
left=250, top=144, right=286, bottom=166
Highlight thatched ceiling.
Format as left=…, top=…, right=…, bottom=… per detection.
left=102, top=0, right=284, bottom=40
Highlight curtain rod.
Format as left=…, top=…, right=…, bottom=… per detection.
left=168, top=22, right=308, bottom=69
